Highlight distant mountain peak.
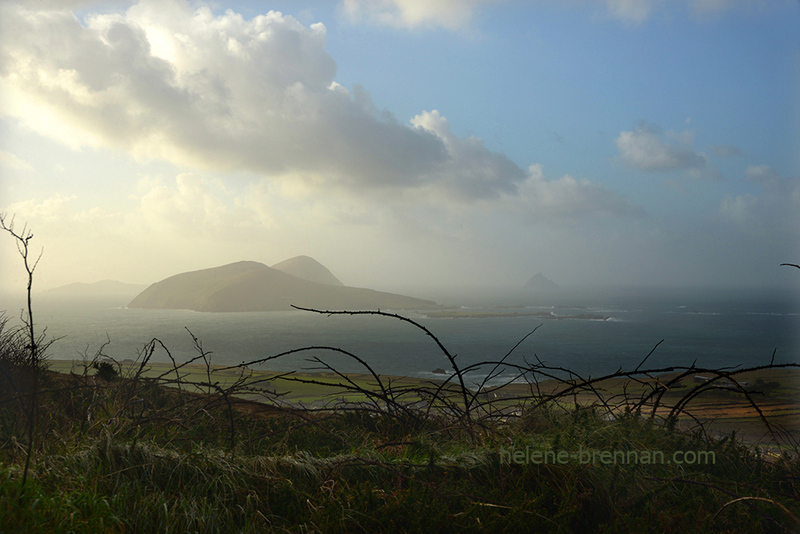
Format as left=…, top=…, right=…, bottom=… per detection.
left=271, top=255, right=344, bottom=286
left=524, top=273, right=559, bottom=291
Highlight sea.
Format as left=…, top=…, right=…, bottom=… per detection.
left=1, top=285, right=798, bottom=388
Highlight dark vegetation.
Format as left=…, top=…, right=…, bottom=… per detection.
left=1, top=216, right=799, bottom=533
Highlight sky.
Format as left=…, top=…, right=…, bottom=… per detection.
left=0, top=0, right=799, bottom=295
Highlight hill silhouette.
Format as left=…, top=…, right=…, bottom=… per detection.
left=271, top=255, right=343, bottom=286
left=127, top=260, right=438, bottom=312
left=46, top=280, right=148, bottom=297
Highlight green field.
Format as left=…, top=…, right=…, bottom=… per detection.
left=1, top=354, right=797, bottom=533
left=46, top=359, right=800, bottom=445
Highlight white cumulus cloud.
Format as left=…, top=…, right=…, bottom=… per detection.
left=0, top=1, right=523, bottom=201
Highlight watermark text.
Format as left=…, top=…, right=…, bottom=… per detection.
left=499, top=445, right=715, bottom=465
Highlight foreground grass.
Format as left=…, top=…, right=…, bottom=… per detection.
left=1, top=365, right=799, bottom=533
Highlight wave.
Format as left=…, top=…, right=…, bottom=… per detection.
left=740, top=311, right=799, bottom=317
left=666, top=310, right=722, bottom=316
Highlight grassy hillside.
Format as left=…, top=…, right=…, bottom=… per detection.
left=2, top=309, right=799, bottom=533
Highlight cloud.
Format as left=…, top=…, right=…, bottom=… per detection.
left=336, top=0, right=789, bottom=30
left=409, top=110, right=525, bottom=200
left=0, top=0, right=640, bottom=219
left=1, top=0, right=133, bottom=7
left=2, top=194, right=78, bottom=223
left=339, top=0, right=502, bottom=30
left=717, top=193, right=756, bottom=225
left=0, top=1, right=514, bottom=201
left=0, top=150, right=33, bottom=172
left=600, top=0, right=791, bottom=24
left=604, top=0, right=659, bottom=24
left=509, top=164, right=645, bottom=220
left=615, top=121, right=709, bottom=173
left=745, top=164, right=783, bottom=188
left=687, top=0, right=792, bottom=17
left=709, top=144, right=743, bottom=158
left=718, top=165, right=800, bottom=235
left=338, top=0, right=779, bottom=29
left=137, top=173, right=234, bottom=236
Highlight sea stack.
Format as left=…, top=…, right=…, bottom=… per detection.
left=524, top=273, right=559, bottom=291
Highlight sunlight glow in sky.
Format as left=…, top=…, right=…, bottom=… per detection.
left=1, top=0, right=798, bottom=293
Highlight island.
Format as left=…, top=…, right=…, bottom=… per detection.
left=126, top=259, right=439, bottom=312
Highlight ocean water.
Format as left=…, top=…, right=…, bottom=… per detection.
left=2, top=286, right=798, bottom=388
